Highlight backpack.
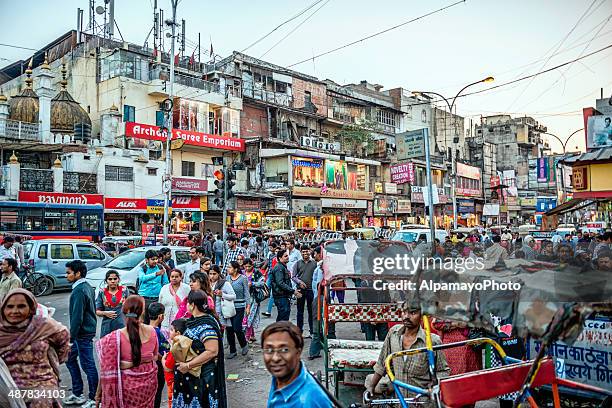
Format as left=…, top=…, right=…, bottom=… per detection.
left=250, top=280, right=270, bottom=304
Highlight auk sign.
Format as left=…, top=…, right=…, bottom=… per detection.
left=125, top=122, right=245, bottom=152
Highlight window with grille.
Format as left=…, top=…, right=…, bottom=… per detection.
left=123, top=105, right=135, bottom=122
left=376, top=110, right=396, bottom=127
left=181, top=161, right=195, bottom=177
left=105, top=165, right=134, bottom=182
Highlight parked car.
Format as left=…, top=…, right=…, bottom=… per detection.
left=391, top=228, right=448, bottom=244
left=22, top=239, right=112, bottom=294
left=85, top=246, right=191, bottom=293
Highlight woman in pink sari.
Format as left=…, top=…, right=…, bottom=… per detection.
left=95, top=295, right=158, bottom=408
left=175, top=272, right=215, bottom=319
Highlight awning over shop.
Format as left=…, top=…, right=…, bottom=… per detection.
left=544, top=198, right=592, bottom=216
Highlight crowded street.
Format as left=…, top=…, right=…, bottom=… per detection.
left=1, top=0, right=612, bottom=407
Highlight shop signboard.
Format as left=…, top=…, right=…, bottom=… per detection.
left=104, top=197, right=148, bottom=213
left=125, top=122, right=245, bottom=152
left=321, top=198, right=367, bottom=209
left=384, top=183, right=398, bottom=194
left=292, top=199, right=322, bottom=215
left=291, top=156, right=324, bottom=188
left=410, top=185, right=447, bottom=204
left=300, top=136, right=341, bottom=152
left=390, top=162, right=415, bottom=184
left=572, top=166, right=588, bottom=190
left=141, top=223, right=156, bottom=246
left=537, top=158, right=549, bottom=182
left=456, top=162, right=481, bottom=180
left=457, top=199, right=475, bottom=214
left=536, top=197, right=557, bottom=212
left=367, top=201, right=373, bottom=217
left=396, top=129, right=426, bottom=160
left=171, top=177, right=208, bottom=194
left=293, top=186, right=374, bottom=200
left=483, top=203, right=499, bottom=216
left=373, top=196, right=397, bottom=215
left=374, top=182, right=383, bottom=193
left=275, top=198, right=289, bottom=211
left=236, top=198, right=261, bottom=211
left=172, top=196, right=207, bottom=212
left=396, top=199, right=411, bottom=213
left=19, top=191, right=104, bottom=206
left=146, top=199, right=171, bottom=215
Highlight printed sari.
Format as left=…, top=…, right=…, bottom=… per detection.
left=172, top=314, right=227, bottom=408
left=96, top=330, right=158, bottom=408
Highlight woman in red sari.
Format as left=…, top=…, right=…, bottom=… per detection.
left=95, top=295, right=159, bottom=408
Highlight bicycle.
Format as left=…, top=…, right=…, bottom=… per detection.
left=20, top=265, right=53, bottom=297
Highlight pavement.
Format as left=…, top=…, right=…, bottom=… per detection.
left=43, top=289, right=498, bottom=408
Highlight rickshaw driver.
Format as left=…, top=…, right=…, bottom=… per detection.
left=365, top=301, right=449, bottom=405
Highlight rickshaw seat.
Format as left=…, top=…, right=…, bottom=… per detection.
left=439, top=358, right=555, bottom=407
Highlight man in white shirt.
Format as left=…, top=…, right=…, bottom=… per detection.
left=181, top=246, right=201, bottom=281
left=286, top=239, right=302, bottom=276
left=0, top=237, right=17, bottom=268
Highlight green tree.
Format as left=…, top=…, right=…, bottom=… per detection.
left=336, top=119, right=379, bottom=156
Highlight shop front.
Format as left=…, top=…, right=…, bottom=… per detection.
left=232, top=198, right=263, bottom=229
left=262, top=197, right=289, bottom=230
left=319, top=198, right=368, bottom=231
left=457, top=198, right=479, bottom=227
left=171, top=196, right=208, bottom=232
left=410, top=186, right=450, bottom=228
left=369, top=196, right=398, bottom=227
left=291, top=198, right=322, bottom=230
left=455, top=162, right=483, bottom=226
left=104, top=198, right=149, bottom=233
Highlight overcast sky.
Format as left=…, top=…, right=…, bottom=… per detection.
left=1, top=0, right=611, bottom=152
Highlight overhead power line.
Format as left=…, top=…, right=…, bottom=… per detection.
left=287, top=0, right=465, bottom=67
left=0, top=42, right=38, bottom=51
left=241, top=0, right=326, bottom=53
left=260, top=0, right=331, bottom=58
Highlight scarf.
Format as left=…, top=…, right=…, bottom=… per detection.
left=168, top=284, right=183, bottom=308
left=0, top=289, right=68, bottom=380
left=103, top=286, right=124, bottom=308
left=96, top=330, right=123, bottom=408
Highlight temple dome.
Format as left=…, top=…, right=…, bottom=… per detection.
left=50, top=64, right=91, bottom=134
left=8, top=60, right=39, bottom=124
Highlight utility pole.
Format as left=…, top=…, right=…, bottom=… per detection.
left=162, top=0, right=178, bottom=245
left=424, top=128, right=437, bottom=256
left=222, top=154, right=228, bottom=258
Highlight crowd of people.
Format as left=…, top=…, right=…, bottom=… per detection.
left=0, top=225, right=610, bottom=407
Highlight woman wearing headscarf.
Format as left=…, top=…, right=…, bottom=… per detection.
left=0, top=289, right=70, bottom=408
left=95, top=295, right=159, bottom=408
left=173, top=290, right=227, bottom=408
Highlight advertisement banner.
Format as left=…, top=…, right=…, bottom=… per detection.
left=125, top=122, right=245, bottom=152
left=457, top=199, right=475, bottom=214
left=236, top=198, right=261, bottom=211
left=572, top=166, right=588, bottom=190
left=325, top=160, right=348, bottom=190
left=292, top=199, right=322, bottom=215
left=373, top=197, right=397, bottom=215
left=104, top=198, right=148, bottom=213
left=141, top=223, right=156, bottom=246
left=537, top=158, right=549, bottom=182
left=396, top=129, right=426, bottom=160
left=171, top=177, right=208, bottom=193
left=321, top=198, right=367, bottom=209
left=291, top=157, right=324, bottom=188
left=536, top=197, right=557, bottom=212
left=390, top=162, right=415, bottom=184
left=586, top=115, right=612, bottom=149
left=293, top=186, right=374, bottom=200
left=19, top=191, right=104, bottom=206
left=410, top=185, right=447, bottom=204
left=456, top=162, right=481, bottom=180
left=396, top=199, right=411, bottom=213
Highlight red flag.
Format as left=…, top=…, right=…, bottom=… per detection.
left=152, top=47, right=158, bottom=58
left=189, top=50, right=195, bottom=66
left=174, top=53, right=180, bottom=65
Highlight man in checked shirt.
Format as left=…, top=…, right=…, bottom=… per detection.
left=222, top=235, right=241, bottom=275
left=365, top=301, right=449, bottom=405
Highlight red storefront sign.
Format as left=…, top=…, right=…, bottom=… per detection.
left=104, top=198, right=148, bottom=213
left=18, top=191, right=104, bottom=206
left=172, top=177, right=208, bottom=193
left=125, top=122, right=245, bottom=152
left=172, top=196, right=207, bottom=211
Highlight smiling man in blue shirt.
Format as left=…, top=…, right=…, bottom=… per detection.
left=263, top=321, right=333, bottom=407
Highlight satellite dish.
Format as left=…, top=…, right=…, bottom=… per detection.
left=95, top=5, right=105, bottom=15
left=165, top=32, right=172, bottom=38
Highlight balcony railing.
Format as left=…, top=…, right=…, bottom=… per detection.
left=242, top=86, right=292, bottom=107
left=1, top=120, right=40, bottom=141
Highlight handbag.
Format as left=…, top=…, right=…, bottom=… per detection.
left=251, top=281, right=270, bottom=304
left=218, top=281, right=236, bottom=318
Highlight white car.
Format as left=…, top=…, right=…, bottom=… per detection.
left=85, top=246, right=191, bottom=292
left=391, top=228, right=449, bottom=244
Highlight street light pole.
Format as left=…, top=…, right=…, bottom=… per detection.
left=413, top=76, right=494, bottom=230
left=423, top=128, right=437, bottom=256
left=162, top=0, right=178, bottom=245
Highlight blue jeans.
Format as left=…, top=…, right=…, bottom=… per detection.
left=266, top=275, right=275, bottom=313
left=296, top=289, right=314, bottom=333
left=215, top=251, right=223, bottom=266
left=66, top=336, right=98, bottom=400
left=364, top=323, right=389, bottom=341
left=274, top=297, right=291, bottom=322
